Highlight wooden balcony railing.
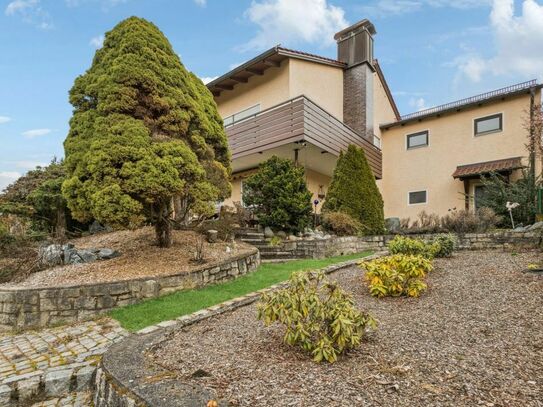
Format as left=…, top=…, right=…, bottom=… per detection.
left=225, top=96, right=382, bottom=178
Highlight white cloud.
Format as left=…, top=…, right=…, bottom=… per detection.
left=90, top=34, right=104, bottom=48
left=0, top=172, right=21, bottom=192
left=194, top=0, right=206, bottom=6
left=0, top=116, right=11, bottom=124
left=21, top=128, right=52, bottom=138
left=409, top=97, right=428, bottom=111
left=241, top=0, right=348, bottom=51
left=14, top=160, right=48, bottom=169
left=456, top=0, right=543, bottom=83
left=5, top=0, right=53, bottom=29
left=200, top=76, right=218, bottom=84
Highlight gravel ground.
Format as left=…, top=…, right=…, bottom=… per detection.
left=151, top=251, right=543, bottom=407
left=3, top=227, right=253, bottom=288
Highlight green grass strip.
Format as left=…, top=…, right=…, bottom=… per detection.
left=110, top=251, right=372, bottom=331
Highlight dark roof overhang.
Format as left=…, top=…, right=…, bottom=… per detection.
left=452, top=157, right=524, bottom=180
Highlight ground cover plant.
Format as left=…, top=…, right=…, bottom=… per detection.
left=258, top=270, right=376, bottom=363
left=387, top=235, right=438, bottom=259
left=362, top=254, right=432, bottom=298
left=433, top=233, right=456, bottom=257
left=110, top=251, right=372, bottom=331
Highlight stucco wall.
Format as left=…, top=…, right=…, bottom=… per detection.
left=373, top=71, right=397, bottom=141
left=288, top=58, right=344, bottom=120
left=215, top=60, right=290, bottom=119
left=379, top=92, right=541, bottom=219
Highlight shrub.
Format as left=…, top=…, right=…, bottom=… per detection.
left=433, top=233, right=455, bottom=258
left=387, top=235, right=437, bottom=259
left=323, top=145, right=384, bottom=235
left=243, top=156, right=312, bottom=234
left=257, top=271, right=376, bottom=363
left=441, top=208, right=501, bottom=233
left=197, top=215, right=235, bottom=242
left=322, top=211, right=362, bottom=236
left=361, top=254, right=432, bottom=298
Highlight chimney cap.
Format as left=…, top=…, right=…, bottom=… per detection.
left=334, top=19, right=376, bottom=41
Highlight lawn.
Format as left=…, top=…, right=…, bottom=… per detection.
left=110, top=251, right=372, bottom=331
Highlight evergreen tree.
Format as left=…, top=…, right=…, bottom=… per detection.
left=243, top=156, right=312, bottom=233
left=323, top=145, right=384, bottom=235
left=62, top=17, right=231, bottom=247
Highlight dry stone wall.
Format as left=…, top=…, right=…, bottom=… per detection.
left=0, top=250, right=259, bottom=331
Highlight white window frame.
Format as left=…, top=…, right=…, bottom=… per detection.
left=473, top=112, right=504, bottom=137
left=405, top=129, right=430, bottom=150
left=407, top=190, right=428, bottom=206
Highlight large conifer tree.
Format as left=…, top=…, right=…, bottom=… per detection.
left=322, top=145, right=384, bottom=235
left=62, top=17, right=231, bottom=247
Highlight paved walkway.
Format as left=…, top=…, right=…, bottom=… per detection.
left=0, top=319, right=127, bottom=406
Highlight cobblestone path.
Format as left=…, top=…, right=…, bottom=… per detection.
left=0, top=319, right=127, bottom=406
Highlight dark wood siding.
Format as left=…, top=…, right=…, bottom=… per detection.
left=225, top=96, right=382, bottom=178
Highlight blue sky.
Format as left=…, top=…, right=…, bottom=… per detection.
left=1, top=0, right=543, bottom=190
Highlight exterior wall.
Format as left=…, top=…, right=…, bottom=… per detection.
left=373, top=71, right=398, bottom=141
left=380, top=92, right=540, bottom=219
left=288, top=58, right=344, bottom=120
left=215, top=59, right=290, bottom=119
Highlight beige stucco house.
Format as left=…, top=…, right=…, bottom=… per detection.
left=207, top=19, right=542, bottom=219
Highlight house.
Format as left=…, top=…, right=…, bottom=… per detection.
left=207, top=19, right=542, bottom=219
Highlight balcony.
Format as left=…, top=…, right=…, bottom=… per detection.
left=225, top=96, right=382, bottom=178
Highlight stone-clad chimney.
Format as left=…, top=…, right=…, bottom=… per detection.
left=334, top=19, right=376, bottom=141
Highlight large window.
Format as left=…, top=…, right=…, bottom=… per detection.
left=474, top=113, right=502, bottom=136
left=408, top=190, right=427, bottom=205
left=223, top=104, right=261, bottom=127
left=406, top=130, right=429, bottom=149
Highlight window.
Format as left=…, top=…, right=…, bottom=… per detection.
left=406, top=130, right=429, bottom=149
left=223, top=104, right=261, bottom=127
left=474, top=113, right=502, bottom=136
left=408, top=190, right=427, bottom=205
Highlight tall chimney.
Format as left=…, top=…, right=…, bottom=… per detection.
left=334, top=19, right=376, bottom=141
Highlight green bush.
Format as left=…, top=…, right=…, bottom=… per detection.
left=322, top=211, right=362, bottom=236
left=387, top=235, right=437, bottom=259
left=323, top=145, right=384, bottom=235
left=257, top=270, right=376, bottom=363
left=242, top=156, right=312, bottom=234
left=433, top=233, right=455, bottom=258
left=361, top=254, right=432, bottom=298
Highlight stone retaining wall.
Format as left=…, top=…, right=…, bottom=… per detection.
left=0, top=250, right=260, bottom=331
left=278, top=231, right=541, bottom=259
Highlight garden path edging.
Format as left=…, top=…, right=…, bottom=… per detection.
left=93, top=252, right=385, bottom=407
left=0, top=249, right=260, bottom=331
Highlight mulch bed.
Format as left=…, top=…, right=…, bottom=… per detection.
left=2, top=227, right=254, bottom=288
left=151, top=251, right=543, bottom=407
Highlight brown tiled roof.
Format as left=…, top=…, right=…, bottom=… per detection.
left=452, top=157, right=524, bottom=179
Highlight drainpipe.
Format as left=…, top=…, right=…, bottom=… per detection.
left=530, top=86, right=536, bottom=179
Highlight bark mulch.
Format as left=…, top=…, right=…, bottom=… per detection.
left=151, top=251, right=543, bottom=407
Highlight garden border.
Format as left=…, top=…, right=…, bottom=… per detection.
left=0, top=249, right=260, bottom=331
left=93, top=253, right=385, bottom=407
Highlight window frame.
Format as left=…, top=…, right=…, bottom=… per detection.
left=406, top=130, right=429, bottom=150
left=407, top=190, right=428, bottom=206
left=473, top=113, right=503, bottom=137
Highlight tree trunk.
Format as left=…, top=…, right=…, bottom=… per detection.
left=154, top=201, right=173, bottom=248
left=173, top=194, right=191, bottom=227
left=55, top=206, right=67, bottom=241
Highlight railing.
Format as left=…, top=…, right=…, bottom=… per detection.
left=400, top=79, right=538, bottom=121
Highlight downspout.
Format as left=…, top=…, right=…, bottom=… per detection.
left=530, top=86, right=536, bottom=179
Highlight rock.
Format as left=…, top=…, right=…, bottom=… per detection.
left=513, top=225, right=529, bottom=232
left=206, top=229, right=218, bottom=243
left=89, top=220, right=106, bottom=234
left=276, top=231, right=287, bottom=238
left=39, top=244, right=63, bottom=267
left=288, top=235, right=298, bottom=241
left=97, top=248, right=120, bottom=260
left=528, top=221, right=543, bottom=231
left=264, top=227, right=274, bottom=238
left=323, top=234, right=332, bottom=239
left=385, top=217, right=401, bottom=233
left=67, top=249, right=98, bottom=264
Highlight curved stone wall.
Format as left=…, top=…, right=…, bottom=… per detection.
left=0, top=250, right=260, bottom=331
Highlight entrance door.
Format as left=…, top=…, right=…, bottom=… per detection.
left=474, top=185, right=487, bottom=210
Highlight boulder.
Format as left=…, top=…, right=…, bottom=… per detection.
left=97, top=248, right=120, bottom=260
left=38, top=245, right=63, bottom=267
left=276, top=231, right=287, bottom=239
left=385, top=217, right=401, bottom=234
left=69, top=250, right=98, bottom=264
left=206, top=230, right=218, bottom=243
left=264, top=227, right=274, bottom=238
left=288, top=235, right=298, bottom=241
left=527, top=221, right=543, bottom=231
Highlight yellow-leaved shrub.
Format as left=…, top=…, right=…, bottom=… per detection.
left=361, top=254, right=432, bottom=298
